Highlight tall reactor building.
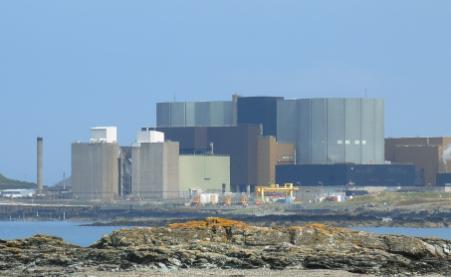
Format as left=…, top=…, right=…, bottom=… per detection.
left=156, top=99, right=236, bottom=127
left=277, top=98, right=385, bottom=165
left=72, top=127, right=120, bottom=200
left=274, top=98, right=414, bottom=187
left=131, top=128, right=180, bottom=199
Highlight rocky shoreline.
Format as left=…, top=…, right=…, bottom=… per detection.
left=1, top=218, right=451, bottom=276
left=84, top=209, right=451, bottom=229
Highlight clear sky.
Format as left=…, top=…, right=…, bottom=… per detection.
left=1, top=1, right=451, bottom=185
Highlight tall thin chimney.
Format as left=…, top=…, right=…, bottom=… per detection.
left=37, top=137, right=43, bottom=193
left=209, top=142, right=214, bottom=155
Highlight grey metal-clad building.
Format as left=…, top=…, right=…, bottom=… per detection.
left=277, top=98, right=384, bottom=164
left=71, top=143, right=120, bottom=200
left=131, top=142, right=179, bottom=199
left=157, top=101, right=235, bottom=127
left=237, top=96, right=283, bottom=136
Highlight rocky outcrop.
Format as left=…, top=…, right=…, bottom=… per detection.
left=1, top=218, right=451, bottom=276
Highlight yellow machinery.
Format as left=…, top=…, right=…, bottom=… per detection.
left=223, top=195, right=232, bottom=207
left=255, top=183, right=298, bottom=203
left=191, top=194, right=201, bottom=207
left=240, top=193, right=249, bottom=207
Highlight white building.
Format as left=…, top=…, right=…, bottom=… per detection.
left=135, top=128, right=165, bottom=145
left=90, top=126, right=118, bottom=143
left=1, top=189, right=35, bottom=198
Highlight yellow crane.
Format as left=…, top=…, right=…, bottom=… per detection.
left=255, top=183, right=298, bottom=204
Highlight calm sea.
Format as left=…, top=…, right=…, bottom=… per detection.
left=1, top=221, right=451, bottom=247
left=353, top=226, right=451, bottom=240
left=0, top=221, right=126, bottom=247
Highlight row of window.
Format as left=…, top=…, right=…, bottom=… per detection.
left=337, top=140, right=368, bottom=145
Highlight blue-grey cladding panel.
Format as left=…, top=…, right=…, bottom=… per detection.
left=327, top=99, right=346, bottom=163
left=156, top=103, right=170, bottom=127
left=184, top=102, right=196, bottom=126
left=171, top=102, right=187, bottom=127
left=287, top=98, right=384, bottom=165
left=276, top=100, right=297, bottom=144
left=344, top=99, right=362, bottom=163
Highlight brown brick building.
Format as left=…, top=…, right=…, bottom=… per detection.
left=385, top=137, right=451, bottom=185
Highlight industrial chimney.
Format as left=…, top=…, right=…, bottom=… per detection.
left=209, top=142, right=214, bottom=155
left=37, top=137, right=43, bottom=193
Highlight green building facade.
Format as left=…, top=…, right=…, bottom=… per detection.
left=179, top=155, right=230, bottom=193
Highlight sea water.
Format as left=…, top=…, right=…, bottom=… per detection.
left=353, top=226, right=451, bottom=240
left=0, top=221, right=126, bottom=247
left=2, top=221, right=451, bottom=247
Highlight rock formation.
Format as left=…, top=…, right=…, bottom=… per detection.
left=1, top=218, right=450, bottom=276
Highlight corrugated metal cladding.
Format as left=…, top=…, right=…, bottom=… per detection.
left=437, top=173, right=451, bottom=186
left=277, top=98, right=384, bottom=165
left=156, top=101, right=234, bottom=127
left=237, top=96, right=283, bottom=136
left=276, top=164, right=416, bottom=186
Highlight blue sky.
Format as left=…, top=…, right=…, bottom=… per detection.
left=1, top=1, right=451, bottom=185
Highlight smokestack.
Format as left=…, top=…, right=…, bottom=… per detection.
left=232, top=94, right=239, bottom=126
left=209, top=142, right=214, bottom=155
left=37, top=137, right=43, bottom=193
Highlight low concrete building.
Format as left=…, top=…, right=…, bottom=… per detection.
left=179, top=155, right=230, bottom=194
left=71, top=142, right=120, bottom=200
left=276, top=163, right=417, bottom=187
left=385, top=137, right=451, bottom=185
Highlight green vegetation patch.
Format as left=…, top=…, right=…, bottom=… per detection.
left=0, top=173, right=36, bottom=189
left=348, top=191, right=451, bottom=206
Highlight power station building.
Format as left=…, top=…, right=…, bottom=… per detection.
left=72, top=127, right=120, bottom=200
left=72, top=127, right=233, bottom=200
left=156, top=125, right=260, bottom=191
left=156, top=125, right=294, bottom=191
left=156, top=99, right=237, bottom=127
left=156, top=96, right=392, bottom=188
left=385, top=137, right=451, bottom=185
left=274, top=98, right=394, bottom=186
left=277, top=98, right=385, bottom=165
left=159, top=96, right=283, bottom=136
left=237, top=96, right=282, bottom=136
left=257, top=136, right=295, bottom=185
left=131, top=129, right=179, bottom=199
left=276, top=163, right=417, bottom=186
left=179, top=155, right=230, bottom=194
left=72, top=94, right=432, bottom=201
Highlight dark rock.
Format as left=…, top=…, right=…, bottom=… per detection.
left=1, top=218, right=451, bottom=275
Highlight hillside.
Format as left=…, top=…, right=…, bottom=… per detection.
left=0, top=173, right=36, bottom=189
